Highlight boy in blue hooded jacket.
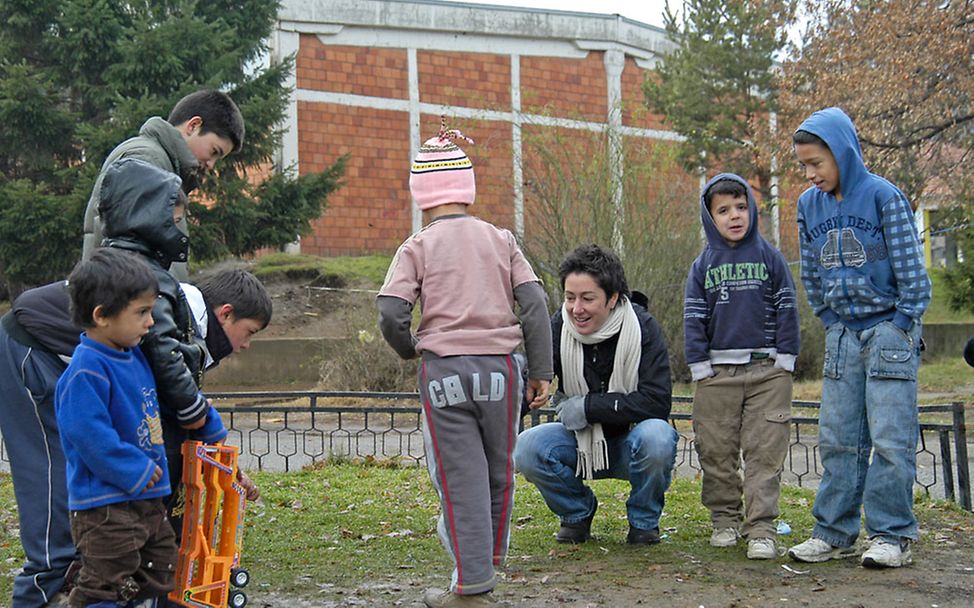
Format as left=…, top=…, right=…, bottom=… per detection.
left=787, top=108, right=931, bottom=569
left=684, top=174, right=800, bottom=560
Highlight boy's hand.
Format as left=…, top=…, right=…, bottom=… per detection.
left=237, top=469, right=260, bottom=501
left=180, top=417, right=206, bottom=430
left=145, top=465, right=163, bottom=490
left=180, top=398, right=211, bottom=430
left=526, top=379, right=550, bottom=410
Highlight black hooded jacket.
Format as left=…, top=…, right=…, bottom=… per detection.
left=99, top=158, right=208, bottom=428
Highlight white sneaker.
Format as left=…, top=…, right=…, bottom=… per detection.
left=747, top=537, right=778, bottom=560
left=788, top=537, right=858, bottom=563
left=861, top=538, right=912, bottom=568
left=710, top=527, right=739, bottom=547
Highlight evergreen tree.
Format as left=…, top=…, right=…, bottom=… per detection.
left=643, top=0, right=795, bottom=200
left=0, top=0, right=345, bottom=294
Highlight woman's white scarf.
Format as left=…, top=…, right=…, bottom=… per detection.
left=560, top=297, right=641, bottom=479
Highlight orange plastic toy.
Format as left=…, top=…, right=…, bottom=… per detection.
left=168, top=441, right=250, bottom=608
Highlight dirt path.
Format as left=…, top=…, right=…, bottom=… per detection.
left=245, top=506, right=974, bottom=608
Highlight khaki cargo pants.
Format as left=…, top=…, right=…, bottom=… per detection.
left=692, top=360, right=792, bottom=540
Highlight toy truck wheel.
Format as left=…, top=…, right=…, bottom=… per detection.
left=230, top=568, right=250, bottom=588
left=228, top=589, right=247, bottom=607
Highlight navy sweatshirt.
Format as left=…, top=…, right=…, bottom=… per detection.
left=683, top=173, right=800, bottom=381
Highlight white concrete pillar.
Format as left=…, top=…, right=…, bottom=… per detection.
left=408, top=47, right=422, bottom=234
left=604, top=48, right=625, bottom=254
left=511, top=54, right=524, bottom=240
left=272, top=27, right=301, bottom=253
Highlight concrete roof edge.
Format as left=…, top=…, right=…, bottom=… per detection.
left=278, top=0, right=670, bottom=54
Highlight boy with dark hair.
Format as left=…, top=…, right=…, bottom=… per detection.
left=0, top=158, right=267, bottom=608
left=181, top=269, right=273, bottom=368
left=195, top=270, right=272, bottom=327
left=683, top=174, right=800, bottom=560
left=56, top=247, right=177, bottom=608
left=787, top=107, right=931, bottom=569
left=166, top=90, right=246, bottom=155
left=378, top=122, right=553, bottom=608
left=82, top=88, right=245, bottom=280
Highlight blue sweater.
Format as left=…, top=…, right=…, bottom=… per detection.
left=796, top=108, right=931, bottom=331
left=683, top=173, right=800, bottom=381
left=55, top=335, right=171, bottom=510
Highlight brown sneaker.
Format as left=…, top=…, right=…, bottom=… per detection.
left=423, top=588, right=500, bottom=607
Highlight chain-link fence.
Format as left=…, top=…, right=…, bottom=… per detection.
left=199, top=391, right=972, bottom=511
left=1, top=391, right=969, bottom=510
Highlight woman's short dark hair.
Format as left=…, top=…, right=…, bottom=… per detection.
left=68, top=248, right=158, bottom=327
left=558, top=244, right=630, bottom=301
left=793, top=129, right=828, bottom=148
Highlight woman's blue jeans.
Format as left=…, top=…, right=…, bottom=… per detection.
left=811, top=321, right=922, bottom=548
left=513, top=419, right=678, bottom=531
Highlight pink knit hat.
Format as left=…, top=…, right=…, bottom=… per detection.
left=409, top=118, right=475, bottom=210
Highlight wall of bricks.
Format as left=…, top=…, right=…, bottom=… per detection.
left=290, top=31, right=725, bottom=258
left=621, top=56, right=669, bottom=132
left=519, top=53, right=607, bottom=122
left=297, top=101, right=412, bottom=255
left=297, top=36, right=409, bottom=99
left=418, top=51, right=511, bottom=109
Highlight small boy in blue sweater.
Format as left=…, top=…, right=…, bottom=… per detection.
left=787, top=108, right=931, bottom=569
left=56, top=248, right=177, bottom=608
left=684, top=173, right=800, bottom=560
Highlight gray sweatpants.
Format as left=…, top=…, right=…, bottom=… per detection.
left=692, top=360, right=792, bottom=540
left=419, top=353, right=522, bottom=596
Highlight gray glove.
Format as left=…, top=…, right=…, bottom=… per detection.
left=556, top=395, right=588, bottom=431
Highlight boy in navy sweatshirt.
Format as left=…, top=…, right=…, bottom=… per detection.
left=683, top=174, right=800, bottom=560
left=56, top=248, right=176, bottom=608
left=787, top=108, right=930, bottom=569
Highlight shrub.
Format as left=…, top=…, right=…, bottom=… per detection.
left=519, top=126, right=702, bottom=381
left=317, top=291, right=417, bottom=392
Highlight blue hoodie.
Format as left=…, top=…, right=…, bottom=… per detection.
left=795, top=108, right=931, bottom=331
left=683, top=173, right=800, bottom=381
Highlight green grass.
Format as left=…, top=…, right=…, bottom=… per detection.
left=3, top=466, right=970, bottom=603
left=919, top=355, right=974, bottom=396
left=251, top=253, right=392, bottom=288
left=924, top=268, right=974, bottom=324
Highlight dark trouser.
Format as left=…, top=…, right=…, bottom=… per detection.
left=161, top=421, right=188, bottom=543
left=419, top=353, right=522, bottom=596
left=0, top=324, right=76, bottom=607
left=68, top=499, right=177, bottom=608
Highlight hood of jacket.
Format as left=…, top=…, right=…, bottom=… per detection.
left=139, top=116, right=200, bottom=192
left=795, top=107, right=869, bottom=200
left=98, top=158, right=189, bottom=269
left=700, top=172, right=759, bottom=250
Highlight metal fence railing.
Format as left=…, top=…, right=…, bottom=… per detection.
left=1, top=392, right=970, bottom=511
left=198, top=391, right=971, bottom=512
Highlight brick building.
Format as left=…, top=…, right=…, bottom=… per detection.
left=270, top=0, right=794, bottom=257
